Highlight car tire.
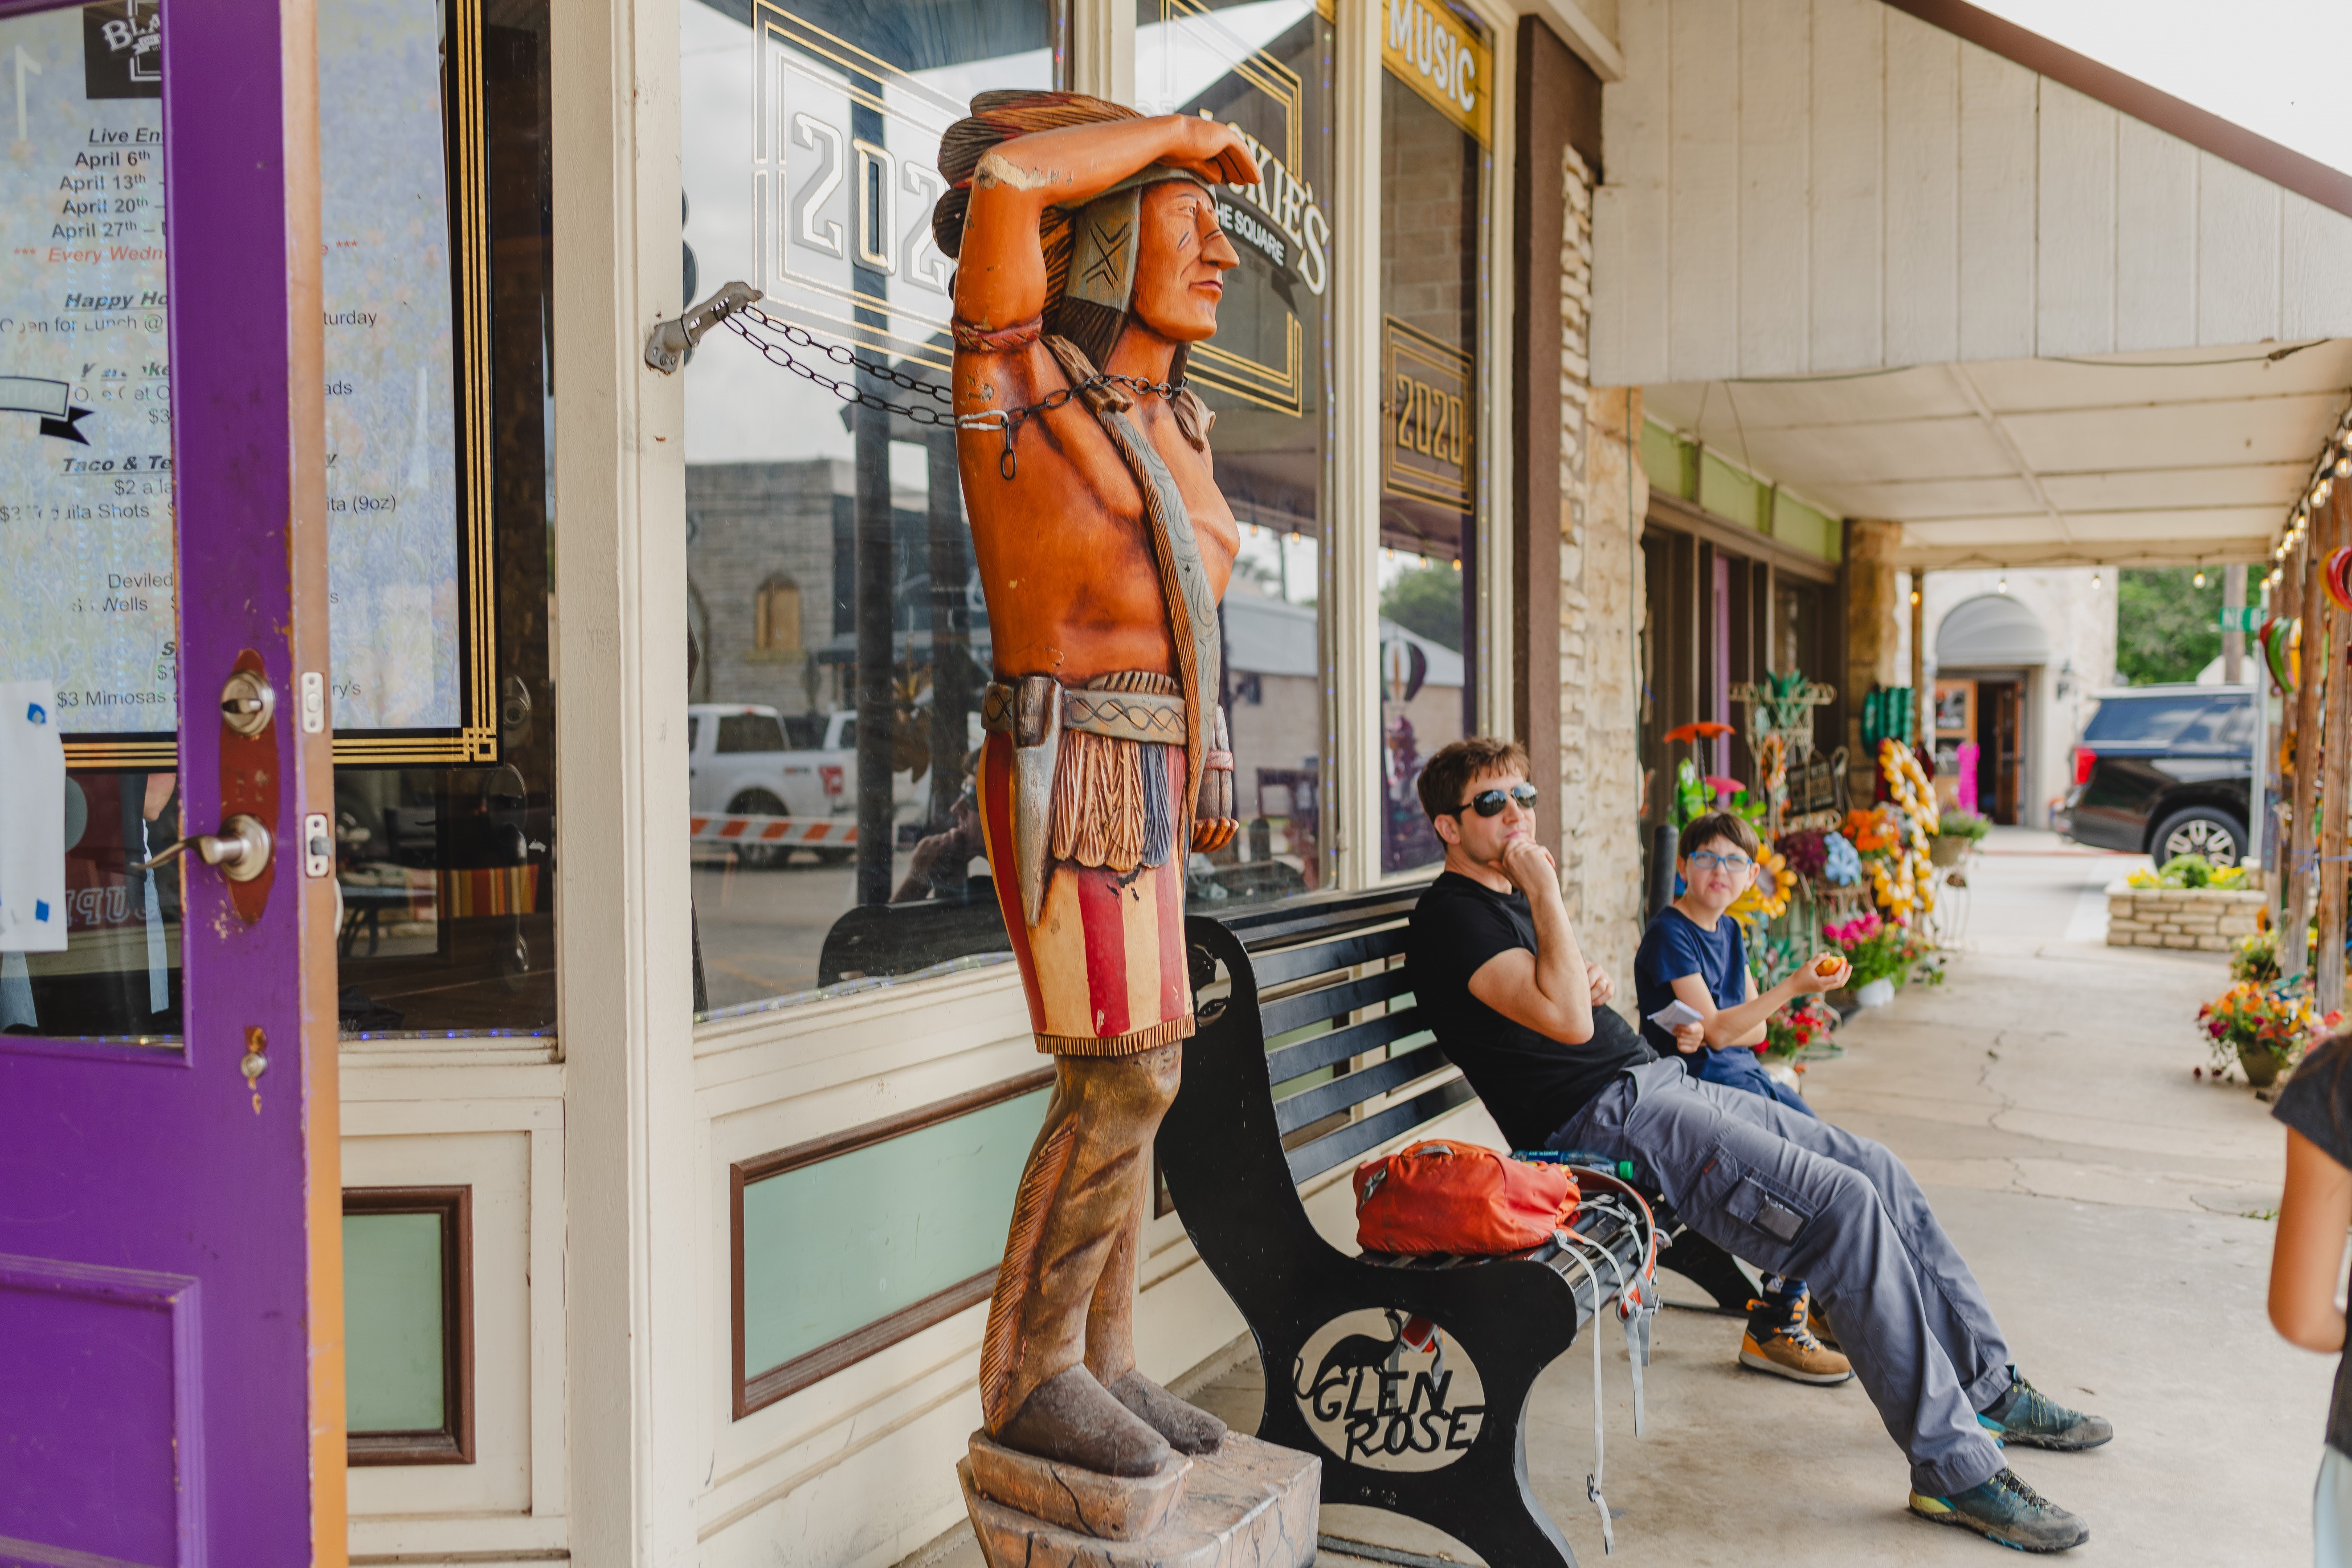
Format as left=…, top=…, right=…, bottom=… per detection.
left=2150, top=806, right=2246, bottom=868
left=725, top=790, right=791, bottom=869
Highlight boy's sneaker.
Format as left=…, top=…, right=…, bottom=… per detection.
left=1806, top=1300, right=1840, bottom=1349
left=1737, top=1291, right=1852, bottom=1385
left=1977, top=1369, right=2114, bottom=1451
left=1909, top=1468, right=2089, bottom=1553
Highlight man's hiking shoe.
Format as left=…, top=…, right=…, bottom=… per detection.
left=1978, top=1370, right=2113, bottom=1451
left=1910, top=1468, right=2089, bottom=1553
left=1737, top=1292, right=1852, bottom=1385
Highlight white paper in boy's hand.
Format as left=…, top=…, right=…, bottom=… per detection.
left=1644, top=998, right=1705, bottom=1033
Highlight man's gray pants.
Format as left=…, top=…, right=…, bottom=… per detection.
left=1548, top=1058, right=2010, bottom=1497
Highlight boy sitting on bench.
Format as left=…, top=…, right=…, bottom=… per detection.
left=1634, top=810, right=1850, bottom=1387
left=1406, top=736, right=2110, bottom=1555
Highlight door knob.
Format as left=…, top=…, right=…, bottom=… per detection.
left=134, top=814, right=274, bottom=883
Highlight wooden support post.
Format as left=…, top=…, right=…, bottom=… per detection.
left=2323, top=489, right=2352, bottom=1012
left=2280, top=541, right=2303, bottom=933
left=2289, top=530, right=2325, bottom=979
left=2223, top=565, right=2247, bottom=685
left=1910, top=572, right=1927, bottom=747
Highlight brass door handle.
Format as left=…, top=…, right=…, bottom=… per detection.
left=135, top=814, right=274, bottom=883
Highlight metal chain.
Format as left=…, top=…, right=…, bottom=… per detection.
left=716, top=304, right=1179, bottom=480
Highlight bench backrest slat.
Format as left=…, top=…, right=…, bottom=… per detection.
left=1273, top=1042, right=1451, bottom=1137
left=1256, top=965, right=1413, bottom=1040
left=1248, top=925, right=1411, bottom=990
left=1222, top=886, right=1425, bottom=946
left=1283, top=1076, right=1477, bottom=1185
left=1265, top=1004, right=1427, bottom=1087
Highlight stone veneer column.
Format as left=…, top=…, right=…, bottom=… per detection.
left=1560, top=141, right=1648, bottom=994
left=1843, top=519, right=1904, bottom=797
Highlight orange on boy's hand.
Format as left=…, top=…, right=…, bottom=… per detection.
left=1815, top=956, right=1843, bottom=977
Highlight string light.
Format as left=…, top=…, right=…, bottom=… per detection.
left=2090, top=565, right=2102, bottom=589
left=1997, top=574, right=2008, bottom=594
left=2193, top=565, right=2207, bottom=589
left=1909, top=588, right=1921, bottom=606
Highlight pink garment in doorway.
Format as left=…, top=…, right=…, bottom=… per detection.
left=1955, top=742, right=1981, bottom=815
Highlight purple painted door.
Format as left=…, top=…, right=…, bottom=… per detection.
left=0, top=1, right=342, bottom=1565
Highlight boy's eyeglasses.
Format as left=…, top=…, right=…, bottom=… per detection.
left=1449, top=784, right=1540, bottom=818
left=1687, top=850, right=1754, bottom=873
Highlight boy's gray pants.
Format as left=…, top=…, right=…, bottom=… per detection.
left=1548, top=1058, right=2010, bottom=1497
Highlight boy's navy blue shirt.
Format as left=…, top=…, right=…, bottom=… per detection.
left=1634, top=904, right=1747, bottom=1054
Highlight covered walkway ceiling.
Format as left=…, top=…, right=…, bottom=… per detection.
left=1642, top=339, right=2352, bottom=571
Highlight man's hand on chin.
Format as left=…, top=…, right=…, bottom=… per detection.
left=1496, top=837, right=1557, bottom=899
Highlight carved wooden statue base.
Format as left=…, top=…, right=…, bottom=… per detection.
left=960, top=1431, right=1318, bottom=1568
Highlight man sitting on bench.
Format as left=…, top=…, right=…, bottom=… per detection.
left=1405, top=736, right=2110, bottom=1555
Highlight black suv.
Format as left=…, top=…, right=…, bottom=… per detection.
left=2056, top=684, right=2255, bottom=865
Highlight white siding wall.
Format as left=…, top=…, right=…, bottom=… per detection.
left=1592, top=0, right=2352, bottom=385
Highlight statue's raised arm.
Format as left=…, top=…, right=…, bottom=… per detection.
left=942, top=108, right=1259, bottom=337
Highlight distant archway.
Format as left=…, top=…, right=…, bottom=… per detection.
left=1936, top=593, right=2049, bottom=667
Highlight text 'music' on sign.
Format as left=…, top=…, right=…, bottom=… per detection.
left=1382, top=0, right=1490, bottom=148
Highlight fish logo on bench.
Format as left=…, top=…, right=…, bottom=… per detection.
left=1292, top=1308, right=1485, bottom=1469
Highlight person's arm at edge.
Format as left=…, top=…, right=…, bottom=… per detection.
left=2271, top=1125, right=2352, bottom=1353
left=1466, top=841, right=1595, bottom=1045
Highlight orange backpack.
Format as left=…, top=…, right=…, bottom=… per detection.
left=1353, top=1140, right=1579, bottom=1255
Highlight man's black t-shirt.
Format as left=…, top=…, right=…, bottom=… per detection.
left=1408, top=871, right=1656, bottom=1152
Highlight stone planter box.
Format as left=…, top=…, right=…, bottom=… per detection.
left=2105, top=881, right=2265, bottom=952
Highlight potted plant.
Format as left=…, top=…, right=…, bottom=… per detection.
left=1764, top=994, right=1838, bottom=1060
left=1823, top=911, right=1909, bottom=1008
left=1932, top=808, right=1990, bottom=868
left=2197, top=981, right=2339, bottom=1087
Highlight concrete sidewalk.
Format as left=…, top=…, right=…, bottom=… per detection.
left=915, top=834, right=2318, bottom=1565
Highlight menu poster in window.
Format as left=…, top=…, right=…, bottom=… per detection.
left=317, top=0, right=464, bottom=734
left=0, top=0, right=466, bottom=746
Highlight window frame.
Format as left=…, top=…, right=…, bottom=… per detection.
left=729, top=1067, right=1055, bottom=1418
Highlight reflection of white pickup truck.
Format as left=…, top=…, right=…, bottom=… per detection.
left=687, top=705, right=855, bottom=827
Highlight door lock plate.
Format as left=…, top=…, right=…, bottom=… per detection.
left=220, top=668, right=276, bottom=737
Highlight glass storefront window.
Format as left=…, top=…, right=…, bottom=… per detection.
left=0, top=0, right=557, bottom=1041
left=1136, top=0, right=1337, bottom=908
left=1375, top=0, right=1487, bottom=875
left=679, top=0, right=1056, bottom=1018
left=332, top=0, right=558, bottom=1038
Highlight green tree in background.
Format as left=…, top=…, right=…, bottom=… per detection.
left=1381, top=563, right=1465, bottom=651
left=2115, top=567, right=2222, bottom=685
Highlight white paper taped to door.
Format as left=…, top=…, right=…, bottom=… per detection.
left=0, top=681, right=67, bottom=953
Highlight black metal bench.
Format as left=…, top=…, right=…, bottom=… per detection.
left=1158, top=884, right=1729, bottom=1567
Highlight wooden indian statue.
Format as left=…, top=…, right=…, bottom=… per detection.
left=930, top=95, right=1258, bottom=1476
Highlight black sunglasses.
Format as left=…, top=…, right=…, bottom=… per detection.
left=1449, top=783, right=1539, bottom=818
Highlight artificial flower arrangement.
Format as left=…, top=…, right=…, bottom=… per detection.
left=1728, top=841, right=1799, bottom=926
left=1820, top=831, right=1863, bottom=887
left=1775, top=828, right=1828, bottom=879
left=2198, top=979, right=2341, bottom=1080
left=1868, top=740, right=1939, bottom=923
left=1841, top=807, right=1896, bottom=853
left=1763, top=994, right=1839, bottom=1061
left=1822, top=910, right=1915, bottom=988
